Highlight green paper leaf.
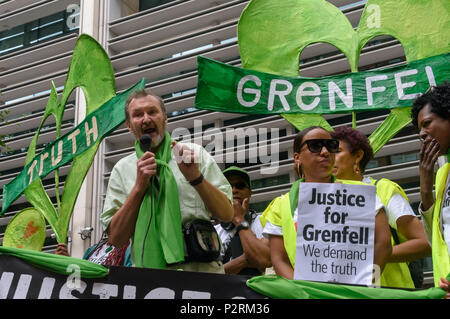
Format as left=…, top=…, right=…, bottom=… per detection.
left=369, top=107, right=412, bottom=154
left=1, top=35, right=146, bottom=248
left=281, top=114, right=333, bottom=132
left=238, top=0, right=359, bottom=76
left=358, top=0, right=450, bottom=153
left=22, top=34, right=116, bottom=244
left=237, top=0, right=450, bottom=152
left=357, top=0, right=450, bottom=62
left=3, top=208, right=46, bottom=251
left=238, top=0, right=358, bottom=132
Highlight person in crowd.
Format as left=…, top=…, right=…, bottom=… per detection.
left=83, top=235, right=132, bottom=267
left=100, top=89, right=233, bottom=273
left=411, top=83, right=450, bottom=296
left=54, top=237, right=132, bottom=267
left=55, top=243, right=70, bottom=256
left=261, top=126, right=392, bottom=280
left=331, top=126, right=430, bottom=288
left=215, top=166, right=271, bottom=276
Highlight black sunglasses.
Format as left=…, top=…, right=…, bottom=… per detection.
left=230, top=182, right=249, bottom=190
left=298, top=139, right=339, bottom=154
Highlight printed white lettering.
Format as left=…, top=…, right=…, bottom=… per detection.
left=237, top=75, right=261, bottom=107
left=268, top=79, right=292, bottom=111
left=13, top=274, right=32, bottom=299
left=51, top=140, right=63, bottom=166
left=296, top=82, right=321, bottom=111
left=366, top=75, right=388, bottom=106
left=67, top=129, right=81, bottom=154
left=27, top=160, right=38, bottom=184
left=0, top=272, right=14, bottom=299
left=85, top=116, right=98, bottom=147
left=92, top=283, right=118, bottom=299
left=425, top=66, right=437, bottom=87
left=38, top=277, right=56, bottom=299
left=329, top=79, right=353, bottom=110
left=39, top=152, right=49, bottom=177
left=394, top=69, right=420, bottom=100
left=144, top=287, right=175, bottom=299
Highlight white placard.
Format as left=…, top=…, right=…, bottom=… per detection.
left=294, top=183, right=376, bottom=285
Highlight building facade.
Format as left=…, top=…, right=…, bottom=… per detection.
left=0, top=0, right=442, bottom=285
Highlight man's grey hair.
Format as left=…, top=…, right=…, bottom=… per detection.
left=124, top=89, right=167, bottom=121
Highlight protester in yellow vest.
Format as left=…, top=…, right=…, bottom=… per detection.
left=331, top=126, right=430, bottom=288
left=260, top=126, right=392, bottom=281
left=411, top=83, right=450, bottom=297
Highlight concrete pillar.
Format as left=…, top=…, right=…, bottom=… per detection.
left=69, top=0, right=104, bottom=258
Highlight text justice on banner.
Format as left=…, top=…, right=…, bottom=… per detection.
left=0, top=251, right=264, bottom=299
left=194, top=52, right=449, bottom=115
left=294, top=183, right=377, bottom=286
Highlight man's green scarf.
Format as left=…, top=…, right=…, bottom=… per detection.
left=133, top=132, right=184, bottom=268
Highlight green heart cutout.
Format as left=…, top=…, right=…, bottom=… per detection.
left=22, top=35, right=116, bottom=244
left=3, top=208, right=46, bottom=251
left=238, top=0, right=450, bottom=153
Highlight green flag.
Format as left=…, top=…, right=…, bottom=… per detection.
left=1, top=79, right=146, bottom=215
left=0, top=246, right=108, bottom=278
left=247, top=275, right=448, bottom=299
left=195, top=53, right=449, bottom=115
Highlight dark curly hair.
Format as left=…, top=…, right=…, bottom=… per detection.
left=330, top=126, right=373, bottom=173
left=411, top=82, right=450, bottom=130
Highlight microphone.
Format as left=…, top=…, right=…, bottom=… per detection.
left=139, top=134, right=157, bottom=188
left=139, top=134, right=152, bottom=152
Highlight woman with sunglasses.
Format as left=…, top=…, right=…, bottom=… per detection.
left=261, top=126, right=391, bottom=281
left=331, top=126, right=430, bottom=288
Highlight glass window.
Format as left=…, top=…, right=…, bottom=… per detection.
left=0, top=10, right=79, bottom=56
left=252, top=174, right=290, bottom=190
left=223, top=114, right=271, bottom=126
left=224, top=151, right=289, bottom=170
left=365, top=160, right=378, bottom=170
left=139, top=0, right=177, bottom=11
left=390, top=151, right=420, bottom=165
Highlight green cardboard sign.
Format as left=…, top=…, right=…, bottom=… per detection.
left=1, top=35, right=146, bottom=245
left=3, top=208, right=46, bottom=251
left=195, top=53, right=448, bottom=115
left=211, top=0, right=450, bottom=153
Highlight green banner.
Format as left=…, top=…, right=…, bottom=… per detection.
left=247, top=274, right=448, bottom=299
left=195, top=53, right=449, bottom=115
left=0, top=246, right=108, bottom=278
left=1, top=79, right=146, bottom=214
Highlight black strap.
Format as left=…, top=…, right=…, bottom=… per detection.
left=390, top=226, right=401, bottom=245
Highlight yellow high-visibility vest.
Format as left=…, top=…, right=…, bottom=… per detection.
left=367, top=177, right=415, bottom=289
left=431, top=163, right=450, bottom=286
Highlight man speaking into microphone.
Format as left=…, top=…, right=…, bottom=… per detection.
left=100, top=89, right=233, bottom=273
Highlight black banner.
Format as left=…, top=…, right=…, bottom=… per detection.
left=0, top=255, right=265, bottom=299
